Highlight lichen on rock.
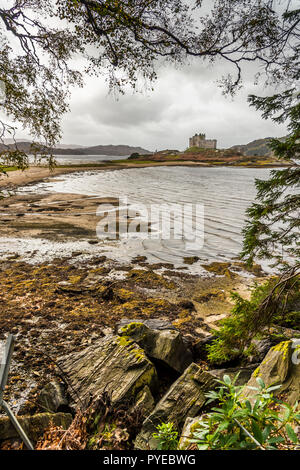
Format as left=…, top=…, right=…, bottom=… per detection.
left=134, top=365, right=217, bottom=450
left=58, top=334, right=158, bottom=407
left=117, top=320, right=193, bottom=373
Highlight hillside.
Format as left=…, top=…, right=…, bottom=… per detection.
left=0, top=142, right=152, bottom=157
left=230, top=136, right=286, bottom=157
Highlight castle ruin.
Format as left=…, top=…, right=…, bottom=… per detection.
left=189, top=133, right=217, bottom=150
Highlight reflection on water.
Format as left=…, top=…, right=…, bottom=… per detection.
left=19, top=166, right=272, bottom=268
left=29, top=154, right=128, bottom=165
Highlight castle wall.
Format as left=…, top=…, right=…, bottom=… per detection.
left=189, top=134, right=217, bottom=149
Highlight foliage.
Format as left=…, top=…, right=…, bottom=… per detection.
left=189, top=374, right=300, bottom=450
left=242, top=87, right=300, bottom=273
left=128, top=152, right=140, bottom=159
left=152, top=422, right=179, bottom=450
left=207, top=276, right=300, bottom=365
left=0, top=1, right=82, bottom=170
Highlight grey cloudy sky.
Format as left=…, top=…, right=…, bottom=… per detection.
left=10, top=56, right=288, bottom=151
left=56, top=57, right=288, bottom=151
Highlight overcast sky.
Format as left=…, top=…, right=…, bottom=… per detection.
left=7, top=57, right=288, bottom=152
left=65, top=62, right=289, bottom=151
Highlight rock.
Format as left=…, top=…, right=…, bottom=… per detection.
left=56, top=281, right=87, bottom=295
left=193, top=335, right=214, bottom=361
left=117, top=318, right=177, bottom=332
left=37, top=381, right=69, bottom=413
left=132, top=255, right=147, bottom=263
left=245, top=340, right=300, bottom=405
left=132, top=386, right=155, bottom=417
left=209, top=365, right=258, bottom=386
left=0, top=412, right=72, bottom=443
left=183, top=256, right=199, bottom=265
left=88, top=239, right=99, bottom=245
left=248, top=338, right=272, bottom=363
left=178, top=416, right=202, bottom=450
left=117, top=321, right=193, bottom=373
left=177, top=300, right=196, bottom=311
left=134, top=365, right=217, bottom=450
left=269, top=325, right=300, bottom=340
left=58, top=334, right=158, bottom=407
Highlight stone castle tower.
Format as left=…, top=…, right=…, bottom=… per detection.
left=189, top=133, right=217, bottom=150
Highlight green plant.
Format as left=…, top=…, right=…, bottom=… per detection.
left=153, top=422, right=179, bottom=450
left=189, top=374, right=300, bottom=450
left=207, top=277, right=300, bottom=365
left=128, top=153, right=140, bottom=159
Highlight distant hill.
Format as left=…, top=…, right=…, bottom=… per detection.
left=230, top=137, right=286, bottom=157
left=0, top=142, right=152, bottom=156
left=53, top=144, right=85, bottom=149
left=72, top=144, right=152, bottom=156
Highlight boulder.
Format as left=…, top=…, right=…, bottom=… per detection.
left=209, top=365, right=258, bottom=386
left=269, top=325, right=300, bottom=340
left=248, top=338, right=272, bottom=363
left=58, top=334, right=158, bottom=407
left=132, top=386, right=155, bottom=417
left=116, top=318, right=177, bottom=332
left=117, top=321, right=193, bottom=374
left=0, top=412, right=72, bottom=443
left=178, top=416, right=202, bottom=450
left=37, top=381, right=69, bottom=413
left=134, top=364, right=217, bottom=450
left=245, top=340, right=300, bottom=405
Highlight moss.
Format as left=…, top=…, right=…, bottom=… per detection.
left=253, top=366, right=261, bottom=378
left=130, top=365, right=157, bottom=397
left=120, top=322, right=144, bottom=335
left=272, top=340, right=291, bottom=360
left=128, top=346, right=146, bottom=363
left=68, top=275, right=81, bottom=284
left=116, top=289, right=137, bottom=303
left=126, top=269, right=175, bottom=289
left=202, top=262, right=231, bottom=275
left=118, top=334, right=148, bottom=363
left=116, top=336, right=133, bottom=348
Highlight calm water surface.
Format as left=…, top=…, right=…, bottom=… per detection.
left=16, top=166, right=272, bottom=269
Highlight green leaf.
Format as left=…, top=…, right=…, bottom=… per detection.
left=285, top=424, right=298, bottom=443
left=251, top=421, right=263, bottom=444
left=223, top=375, right=231, bottom=385
left=266, top=385, right=282, bottom=393
left=197, top=444, right=209, bottom=450
left=245, top=400, right=252, bottom=412
left=267, top=436, right=285, bottom=445
left=256, top=377, right=265, bottom=389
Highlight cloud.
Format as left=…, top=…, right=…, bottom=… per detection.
left=9, top=54, right=287, bottom=151
left=59, top=58, right=288, bottom=151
